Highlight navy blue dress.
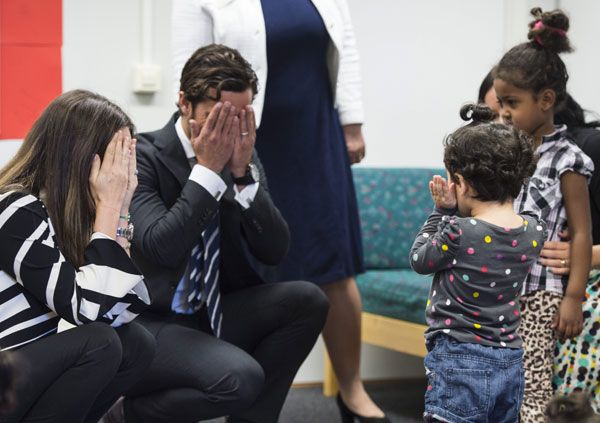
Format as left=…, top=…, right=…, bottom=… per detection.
left=256, top=0, right=364, bottom=285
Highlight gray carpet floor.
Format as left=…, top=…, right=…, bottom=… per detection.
left=200, top=379, right=425, bottom=423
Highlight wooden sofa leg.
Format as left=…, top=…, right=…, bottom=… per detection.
left=323, top=349, right=339, bottom=397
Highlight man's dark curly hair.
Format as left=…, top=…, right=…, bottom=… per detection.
left=179, top=44, right=258, bottom=112
left=444, top=104, right=537, bottom=203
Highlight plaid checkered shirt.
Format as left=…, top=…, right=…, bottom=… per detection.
left=514, top=125, right=594, bottom=295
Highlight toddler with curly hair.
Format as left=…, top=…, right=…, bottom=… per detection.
left=410, top=104, right=547, bottom=422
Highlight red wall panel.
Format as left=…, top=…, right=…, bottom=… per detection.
left=0, top=0, right=62, bottom=139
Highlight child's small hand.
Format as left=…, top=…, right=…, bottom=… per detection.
left=552, top=295, right=583, bottom=340
left=429, top=175, right=457, bottom=209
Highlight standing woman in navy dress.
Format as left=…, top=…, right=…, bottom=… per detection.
left=173, top=1, right=388, bottom=421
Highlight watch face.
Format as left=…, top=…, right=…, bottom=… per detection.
left=249, top=163, right=260, bottom=182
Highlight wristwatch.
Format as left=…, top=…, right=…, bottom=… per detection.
left=116, top=222, right=134, bottom=241
left=232, top=163, right=259, bottom=185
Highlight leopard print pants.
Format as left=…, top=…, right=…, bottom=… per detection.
left=553, top=270, right=600, bottom=413
left=520, top=290, right=563, bottom=423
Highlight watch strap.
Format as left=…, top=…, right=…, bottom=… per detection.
left=232, top=164, right=257, bottom=185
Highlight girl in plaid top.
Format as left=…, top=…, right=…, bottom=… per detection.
left=493, top=8, right=594, bottom=422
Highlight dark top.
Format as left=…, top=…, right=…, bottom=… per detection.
left=255, top=0, right=364, bottom=285
left=130, top=115, right=290, bottom=312
left=410, top=208, right=547, bottom=348
left=568, top=127, right=600, bottom=244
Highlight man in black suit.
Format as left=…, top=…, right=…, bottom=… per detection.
left=121, top=44, right=329, bottom=423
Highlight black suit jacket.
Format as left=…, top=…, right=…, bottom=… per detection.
left=130, top=114, right=290, bottom=312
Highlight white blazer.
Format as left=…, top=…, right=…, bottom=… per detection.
left=172, top=0, right=364, bottom=127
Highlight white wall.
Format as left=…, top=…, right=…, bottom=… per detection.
left=354, top=0, right=505, bottom=168
left=2, top=0, right=600, bottom=383
left=0, top=141, right=22, bottom=167
left=62, top=0, right=175, bottom=132
left=560, top=0, right=600, bottom=117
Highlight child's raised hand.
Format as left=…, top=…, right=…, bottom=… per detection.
left=429, top=175, right=457, bottom=209
left=552, top=296, right=583, bottom=340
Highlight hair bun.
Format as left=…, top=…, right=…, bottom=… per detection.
left=528, top=8, right=572, bottom=54
left=460, top=103, right=496, bottom=123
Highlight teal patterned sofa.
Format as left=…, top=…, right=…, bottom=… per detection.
left=324, top=167, right=444, bottom=395
left=354, top=167, right=445, bottom=324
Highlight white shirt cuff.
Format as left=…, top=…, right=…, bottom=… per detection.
left=189, top=164, right=227, bottom=200
left=234, top=183, right=259, bottom=209
left=91, top=232, right=114, bottom=241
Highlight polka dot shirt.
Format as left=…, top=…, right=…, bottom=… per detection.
left=410, top=208, right=547, bottom=348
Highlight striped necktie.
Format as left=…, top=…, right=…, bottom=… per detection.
left=188, top=216, right=223, bottom=337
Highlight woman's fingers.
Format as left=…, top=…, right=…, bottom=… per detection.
left=112, top=130, right=125, bottom=167
left=103, top=131, right=120, bottom=167
left=541, top=240, right=569, bottom=254
left=540, top=257, right=565, bottom=267
left=540, top=248, right=569, bottom=260
left=123, top=135, right=132, bottom=171
left=89, top=154, right=101, bottom=183
left=123, top=134, right=132, bottom=158
left=129, top=139, right=137, bottom=179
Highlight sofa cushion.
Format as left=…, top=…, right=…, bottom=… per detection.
left=356, top=269, right=430, bottom=324
left=353, top=168, right=445, bottom=269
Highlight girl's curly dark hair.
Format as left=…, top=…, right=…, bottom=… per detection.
left=443, top=104, right=537, bottom=203
left=493, top=8, right=572, bottom=105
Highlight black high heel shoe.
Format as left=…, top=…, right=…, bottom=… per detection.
left=335, top=393, right=391, bottom=423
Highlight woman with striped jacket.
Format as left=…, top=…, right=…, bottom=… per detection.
left=0, top=90, right=155, bottom=423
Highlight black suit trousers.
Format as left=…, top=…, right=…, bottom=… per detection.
left=125, top=281, right=328, bottom=423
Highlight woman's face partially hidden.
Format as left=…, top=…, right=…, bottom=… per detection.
left=483, top=87, right=501, bottom=118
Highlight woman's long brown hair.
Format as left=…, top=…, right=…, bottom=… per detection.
left=0, top=90, right=134, bottom=267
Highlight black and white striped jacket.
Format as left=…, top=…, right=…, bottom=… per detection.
left=0, top=191, right=151, bottom=350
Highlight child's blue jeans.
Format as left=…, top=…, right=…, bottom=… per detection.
left=424, top=334, right=524, bottom=423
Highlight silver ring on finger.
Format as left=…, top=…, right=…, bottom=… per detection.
left=241, top=132, right=249, bottom=136
left=134, top=169, right=139, bottom=176
left=560, top=259, right=566, bottom=267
